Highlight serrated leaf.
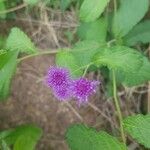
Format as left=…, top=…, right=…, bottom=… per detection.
left=66, top=124, right=127, bottom=150
left=0, top=50, right=18, bottom=100
left=113, top=0, right=149, bottom=37
left=79, top=0, right=110, bottom=22
left=93, top=46, right=142, bottom=75
left=56, top=50, right=83, bottom=78
left=3, top=125, right=42, bottom=149
left=122, top=56, right=150, bottom=86
left=6, top=27, right=36, bottom=54
left=123, top=114, right=150, bottom=148
left=124, top=20, right=150, bottom=46
left=77, top=18, right=107, bottom=42
left=72, top=41, right=104, bottom=66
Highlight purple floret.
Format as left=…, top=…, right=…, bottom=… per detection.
left=46, top=67, right=70, bottom=88
left=46, top=67, right=72, bottom=100
left=71, top=78, right=99, bottom=105
left=53, top=85, right=71, bottom=101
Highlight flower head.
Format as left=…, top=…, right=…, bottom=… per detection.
left=46, top=67, right=70, bottom=88
left=46, top=66, right=72, bottom=101
left=45, top=66, right=100, bottom=104
left=71, top=78, right=99, bottom=104
left=53, top=85, right=71, bottom=101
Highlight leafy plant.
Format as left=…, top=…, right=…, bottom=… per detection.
left=66, top=124, right=127, bottom=150
left=1, top=0, right=150, bottom=149
left=0, top=124, right=42, bottom=150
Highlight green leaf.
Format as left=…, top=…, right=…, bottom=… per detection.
left=24, top=0, right=39, bottom=5
left=0, top=50, right=18, bottom=100
left=122, top=56, right=150, bottom=86
left=123, top=114, right=150, bottom=148
left=56, top=50, right=83, bottom=77
left=77, top=18, right=107, bottom=42
left=79, top=0, right=110, bottom=22
left=4, top=125, right=42, bottom=149
left=0, top=35, right=6, bottom=49
left=6, top=27, right=36, bottom=54
left=72, top=41, right=104, bottom=66
left=60, top=0, right=72, bottom=11
left=93, top=46, right=142, bottom=74
left=66, top=124, right=127, bottom=150
left=0, top=1, right=6, bottom=19
left=113, top=0, right=149, bottom=37
left=124, top=20, right=150, bottom=46
left=0, top=140, right=10, bottom=150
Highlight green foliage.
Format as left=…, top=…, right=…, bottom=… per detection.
left=124, top=20, right=150, bottom=46
left=79, top=0, right=110, bottom=22
left=0, top=50, right=18, bottom=100
left=93, top=46, right=150, bottom=86
left=0, top=140, right=10, bottom=150
left=122, top=57, right=150, bottom=86
left=66, top=124, right=127, bottom=150
left=6, top=27, right=37, bottom=54
left=0, top=36, right=6, bottom=49
left=24, top=0, right=39, bottom=5
left=0, top=1, right=6, bottom=19
left=123, top=114, right=150, bottom=148
left=0, top=124, right=42, bottom=150
left=113, top=0, right=149, bottom=38
left=77, top=18, right=107, bottom=42
left=72, top=41, right=104, bottom=66
left=56, top=50, right=83, bottom=77
left=93, top=46, right=142, bottom=74
left=60, top=0, right=72, bottom=11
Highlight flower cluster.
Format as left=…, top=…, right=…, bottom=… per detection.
left=46, top=67, right=99, bottom=105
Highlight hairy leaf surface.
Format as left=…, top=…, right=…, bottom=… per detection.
left=124, top=114, right=150, bottom=148
left=124, top=20, right=150, bottom=46
left=6, top=27, right=36, bottom=54
left=113, top=0, right=149, bottom=37
left=66, top=124, right=127, bottom=150
left=79, top=0, right=110, bottom=22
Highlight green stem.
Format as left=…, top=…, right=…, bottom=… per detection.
left=112, top=70, right=126, bottom=144
left=18, top=50, right=58, bottom=62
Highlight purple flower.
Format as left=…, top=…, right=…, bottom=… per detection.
left=71, top=78, right=99, bottom=105
left=45, top=66, right=100, bottom=104
left=53, top=85, right=71, bottom=101
left=46, top=67, right=70, bottom=88
left=46, top=67, right=71, bottom=100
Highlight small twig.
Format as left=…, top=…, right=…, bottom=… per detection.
left=88, top=102, right=118, bottom=128
left=65, top=102, right=83, bottom=121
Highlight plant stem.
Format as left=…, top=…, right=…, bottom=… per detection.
left=112, top=70, right=126, bottom=144
left=114, top=0, right=117, bottom=14
left=0, top=3, right=27, bottom=15
left=18, top=50, right=58, bottom=62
